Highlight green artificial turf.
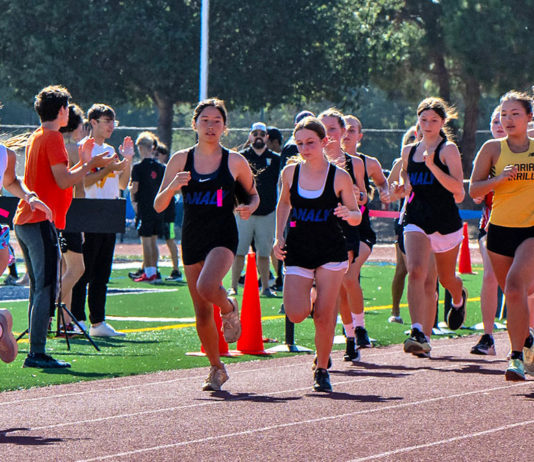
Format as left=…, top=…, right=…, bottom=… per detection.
left=0, top=263, right=489, bottom=392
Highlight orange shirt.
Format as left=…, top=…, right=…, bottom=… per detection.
left=14, top=127, right=72, bottom=229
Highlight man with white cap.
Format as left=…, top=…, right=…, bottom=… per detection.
left=230, top=122, right=281, bottom=296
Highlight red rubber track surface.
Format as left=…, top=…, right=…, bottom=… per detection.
left=0, top=331, right=532, bottom=461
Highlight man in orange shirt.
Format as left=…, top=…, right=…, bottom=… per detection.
left=14, top=85, right=113, bottom=369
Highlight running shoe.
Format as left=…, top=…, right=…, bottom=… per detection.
left=226, top=287, right=237, bottom=296
left=261, top=288, right=277, bottom=298
left=523, top=328, right=534, bottom=375
left=0, top=309, right=17, bottom=363
left=355, top=326, right=372, bottom=348
left=388, top=315, right=403, bottom=324
left=221, top=298, right=241, bottom=343
left=202, top=365, right=229, bottom=391
left=89, top=321, right=126, bottom=337
left=165, top=269, right=183, bottom=282
left=471, top=334, right=496, bottom=356
left=505, top=358, right=525, bottom=381
left=446, top=288, right=468, bottom=330
left=23, top=352, right=70, bottom=369
left=313, top=368, right=332, bottom=392
left=343, top=337, right=361, bottom=363
left=403, top=328, right=431, bottom=354
left=3, top=275, right=18, bottom=286
left=128, top=268, right=143, bottom=280
left=134, top=273, right=157, bottom=283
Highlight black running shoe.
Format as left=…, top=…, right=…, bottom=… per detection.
left=446, top=288, right=467, bottom=330
left=343, top=337, right=360, bottom=362
left=128, top=268, right=143, bottom=280
left=471, top=334, right=496, bottom=355
left=23, top=352, right=71, bottom=369
left=313, top=368, right=332, bottom=392
left=403, top=328, right=431, bottom=354
left=355, top=326, right=372, bottom=348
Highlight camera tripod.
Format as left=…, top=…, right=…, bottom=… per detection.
left=16, top=254, right=100, bottom=352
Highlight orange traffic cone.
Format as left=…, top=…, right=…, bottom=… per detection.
left=236, top=252, right=269, bottom=355
left=187, top=304, right=240, bottom=357
left=458, top=222, right=473, bottom=274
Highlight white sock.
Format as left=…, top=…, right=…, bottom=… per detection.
left=353, top=313, right=365, bottom=328
left=411, top=323, right=423, bottom=332
left=343, top=323, right=355, bottom=338
left=425, top=335, right=431, bottom=343
left=145, top=267, right=156, bottom=278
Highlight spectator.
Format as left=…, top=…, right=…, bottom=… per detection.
left=71, top=104, right=134, bottom=337
left=230, top=122, right=281, bottom=297
left=266, top=126, right=283, bottom=153
left=14, top=85, right=112, bottom=368
left=130, top=131, right=165, bottom=283
left=155, top=143, right=183, bottom=282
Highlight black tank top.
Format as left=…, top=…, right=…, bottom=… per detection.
left=180, top=147, right=238, bottom=264
left=285, top=163, right=347, bottom=269
left=404, top=139, right=462, bottom=234
left=357, top=153, right=374, bottom=235
left=339, top=154, right=360, bottom=250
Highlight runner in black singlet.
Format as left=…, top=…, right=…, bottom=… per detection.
left=155, top=99, right=259, bottom=391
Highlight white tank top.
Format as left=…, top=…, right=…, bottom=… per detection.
left=0, top=145, right=8, bottom=188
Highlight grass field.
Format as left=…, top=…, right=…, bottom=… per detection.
left=0, top=262, right=492, bottom=392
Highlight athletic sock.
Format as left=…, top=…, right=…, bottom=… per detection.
left=353, top=313, right=365, bottom=328
left=145, top=267, right=156, bottom=278
left=411, top=323, right=423, bottom=333
left=425, top=335, right=430, bottom=343
left=343, top=323, right=355, bottom=338
left=0, top=324, right=3, bottom=337
left=511, top=351, right=524, bottom=361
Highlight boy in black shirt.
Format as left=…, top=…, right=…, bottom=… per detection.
left=130, top=132, right=165, bottom=283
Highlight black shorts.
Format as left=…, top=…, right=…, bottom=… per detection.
left=160, top=222, right=176, bottom=241
left=359, top=225, right=376, bottom=250
left=59, top=231, right=83, bottom=254
left=395, top=223, right=405, bottom=255
left=138, top=217, right=164, bottom=237
left=486, top=223, right=534, bottom=258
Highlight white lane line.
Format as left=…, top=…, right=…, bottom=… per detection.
left=73, top=382, right=530, bottom=462
left=349, top=419, right=534, bottom=461
left=0, top=338, right=496, bottom=407
left=24, top=377, right=376, bottom=432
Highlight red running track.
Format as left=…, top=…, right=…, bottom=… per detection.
left=0, top=331, right=532, bottom=461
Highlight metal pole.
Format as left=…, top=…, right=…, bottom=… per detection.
left=199, top=0, right=209, bottom=101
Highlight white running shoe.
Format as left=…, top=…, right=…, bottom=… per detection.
left=89, top=321, right=126, bottom=337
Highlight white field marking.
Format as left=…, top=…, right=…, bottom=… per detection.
left=19, top=361, right=502, bottom=433
left=74, top=382, right=530, bottom=462
left=0, top=288, right=177, bottom=304
left=106, top=316, right=196, bottom=322
left=0, top=338, right=489, bottom=407
left=349, top=419, right=534, bottom=461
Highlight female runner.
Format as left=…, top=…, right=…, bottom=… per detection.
left=470, top=106, right=505, bottom=355
left=155, top=98, right=259, bottom=391
left=318, top=108, right=366, bottom=362
left=273, top=116, right=361, bottom=392
left=341, top=115, right=390, bottom=347
left=397, top=97, right=466, bottom=356
left=470, top=91, right=534, bottom=380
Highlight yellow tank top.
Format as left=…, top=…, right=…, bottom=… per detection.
left=490, top=138, right=534, bottom=227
